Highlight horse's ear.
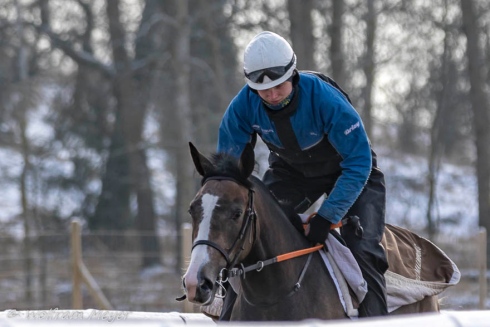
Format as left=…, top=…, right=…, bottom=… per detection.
left=238, top=143, right=255, bottom=178
left=189, top=142, right=213, bottom=176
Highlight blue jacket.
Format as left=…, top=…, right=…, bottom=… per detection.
left=217, top=72, right=373, bottom=224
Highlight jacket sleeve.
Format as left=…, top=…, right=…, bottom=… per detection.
left=316, top=87, right=372, bottom=224
left=217, top=94, right=254, bottom=158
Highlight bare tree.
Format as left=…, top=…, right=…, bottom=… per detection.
left=426, top=10, right=451, bottom=239
left=360, top=0, right=377, bottom=138
left=460, top=0, right=490, bottom=263
left=104, top=0, right=163, bottom=267
left=328, top=0, right=346, bottom=86
left=13, top=0, right=38, bottom=304
left=35, top=0, right=164, bottom=267
left=288, top=0, right=315, bottom=70
left=172, top=0, right=195, bottom=271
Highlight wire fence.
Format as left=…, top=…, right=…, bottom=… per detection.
left=433, top=230, right=488, bottom=310
left=0, top=228, right=185, bottom=312
left=0, top=225, right=486, bottom=312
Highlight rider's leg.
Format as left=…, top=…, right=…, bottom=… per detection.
left=263, top=155, right=388, bottom=317
left=262, top=160, right=334, bottom=216
left=341, top=167, right=388, bottom=317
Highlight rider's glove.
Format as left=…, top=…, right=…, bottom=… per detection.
left=306, top=214, right=332, bottom=244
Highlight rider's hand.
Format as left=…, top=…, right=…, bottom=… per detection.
left=305, top=214, right=332, bottom=244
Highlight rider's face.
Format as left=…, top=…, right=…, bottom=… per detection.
left=257, top=81, right=293, bottom=105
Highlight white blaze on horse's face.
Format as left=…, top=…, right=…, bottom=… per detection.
left=191, top=193, right=219, bottom=263
left=183, top=192, right=220, bottom=302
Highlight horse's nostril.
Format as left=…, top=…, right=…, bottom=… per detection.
left=193, top=277, right=215, bottom=304
left=182, top=277, right=186, bottom=288
left=200, top=277, right=214, bottom=293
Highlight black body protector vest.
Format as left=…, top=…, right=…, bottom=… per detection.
left=259, top=71, right=377, bottom=178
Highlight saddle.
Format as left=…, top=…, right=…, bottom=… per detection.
left=323, top=223, right=460, bottom=316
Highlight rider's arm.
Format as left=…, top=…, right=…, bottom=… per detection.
left=316, top=86, right=372, bottom=224
left=217, top=90, right=255, bottom=158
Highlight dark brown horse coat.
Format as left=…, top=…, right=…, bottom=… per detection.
left=182, top=143, right=442, bottom=321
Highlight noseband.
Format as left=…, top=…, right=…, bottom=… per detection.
left=191, top=176, right=257, bottom=269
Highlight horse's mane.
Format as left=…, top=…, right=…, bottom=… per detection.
left=204, top=152, right=288, bottom=220
left=203, top=152, right=253, bottom=189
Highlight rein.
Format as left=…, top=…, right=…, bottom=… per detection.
left=222, top=244, right=324, bottom=307
left=227, top=244, right=323, bottom=278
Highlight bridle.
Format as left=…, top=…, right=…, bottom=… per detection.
left=191, top=176, right=257, bottom=270
left=189, top=175, right=323, bottom=307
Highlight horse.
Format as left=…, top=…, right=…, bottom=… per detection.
left=182, top=142, right=443, bottom=321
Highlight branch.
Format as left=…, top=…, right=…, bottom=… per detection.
left=132, top=52, right=171, bottom=72
left=31, top=23, right=115, bottom=78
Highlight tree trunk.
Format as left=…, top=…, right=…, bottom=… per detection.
left=15, top=0, right=33, bottom=305
left=173, top=0, right=195, bottom=272
left=329, top=0, right=345, bottom=86
left=20, top=113, right=33, bottom=305
left=426, top=4, right=452, bottom=240
left=92, top=123, right=132, bottom=230
left=199, top=0, right=228, bottom=114
left=105, top=0, right=160, bottom=267
left=287, top=0, right=315, bottom=70
left=361, top=0, right=376, bottom=138
left=460, top=0, right=490, bottom=263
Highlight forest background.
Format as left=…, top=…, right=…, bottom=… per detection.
left=0, top=0, right=489, bottom=311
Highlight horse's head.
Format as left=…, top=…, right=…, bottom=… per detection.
left=183, top=142, right=256, bottom=305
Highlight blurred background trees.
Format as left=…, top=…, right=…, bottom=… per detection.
left=0, top=0, right=489, bottom=296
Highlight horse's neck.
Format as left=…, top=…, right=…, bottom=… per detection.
left=235, top=186, right=344, bottom=318
left=250, top=192, right=307, bottom=262
left=242, top=192, right=310, bottom=289
left=239, top=214, right=332, bottom=311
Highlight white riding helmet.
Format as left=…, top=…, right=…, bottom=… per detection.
left=243, top=31, right=297, bottom=90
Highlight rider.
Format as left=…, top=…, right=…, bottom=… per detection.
left=217, top=31, right=388, bottom=318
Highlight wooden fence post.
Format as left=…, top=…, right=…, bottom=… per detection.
left=71, top=219, right=114, bottom=310
left=71, top=219, right=83, bottom=309
left=479, top=227, right=487, bottom=310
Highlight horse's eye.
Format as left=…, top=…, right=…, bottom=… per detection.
left=188, top=207, right=196, bottom=218
left=231, top=210, right=242, bottom=221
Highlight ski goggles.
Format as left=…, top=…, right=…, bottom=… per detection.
left=244, top=55, right=295, bottom=83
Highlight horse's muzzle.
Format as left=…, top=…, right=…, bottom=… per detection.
left=182, top=273, right=216, bottom=305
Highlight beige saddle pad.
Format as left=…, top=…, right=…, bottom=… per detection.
left=382, top=223, right=460, bottom=311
